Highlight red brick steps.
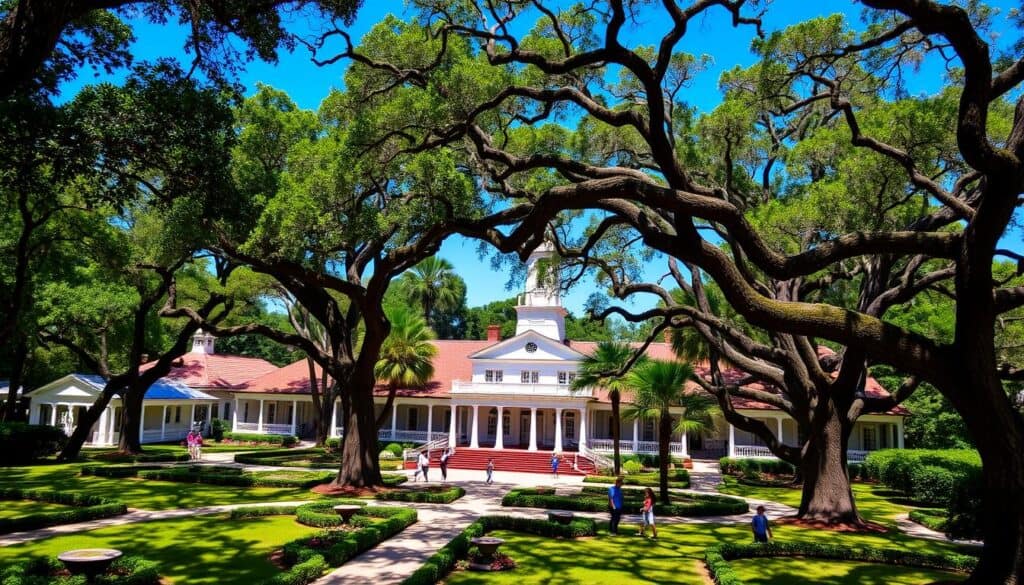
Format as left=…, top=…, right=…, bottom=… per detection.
left=404, top=447, right=598, bottom=476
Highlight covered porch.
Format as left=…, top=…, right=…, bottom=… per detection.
left=585, top=407, right=690, bottom=458
left=232, top=395, right=316, bottom=437
left=726, top=412, right=906, bottom=463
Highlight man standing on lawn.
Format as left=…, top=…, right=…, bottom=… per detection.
left=752, top=505, right=773, bottom=543
left=608, top=476, right=624, bottom=535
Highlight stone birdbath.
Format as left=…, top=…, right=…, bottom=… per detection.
left=58, top=549, right=122, bottom=582
left=470, top=536, right=505, bottom=561
left=332, top=505, right=362, bottom=524
left=548, top=511, right=574, bottom=525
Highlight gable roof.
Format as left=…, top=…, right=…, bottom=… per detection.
left=142, top=353, right=278, bottom=389
left=467, top=330, right=587, bottom=361
left=28, top=373, right=217, bottom=401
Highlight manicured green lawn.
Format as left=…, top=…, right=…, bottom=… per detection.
left=717, top=478, right=925, bottom=526
left=444, top=519, right=969, bottom=585
left=728, top=557, right=963, bottom=584
left=0, top=499, right=73, bottom=518
left=0, top=514, right=318, bottom=584
left=82, top=443, right=285, bottom=458
left=0, top=464, right=319, bottom=510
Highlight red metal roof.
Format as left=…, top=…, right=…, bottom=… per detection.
left=143, top=353, right=278, bottom=389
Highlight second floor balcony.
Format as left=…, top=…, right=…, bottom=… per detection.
left=451, top=380, right=592, bottom=398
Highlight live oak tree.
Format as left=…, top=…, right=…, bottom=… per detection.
left=348, top=2, right=1024, bottom=580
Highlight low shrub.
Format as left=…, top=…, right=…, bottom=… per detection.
left=910, top=465, right=958, bottom=507
left=622, top=460, right=644, bottom=474
left=80, top=464, right=163, bottom=478
left=385, top=443, right=405, bottom=458
left=583, top=469, right=690, bottom=488
left=377, top=486, right=465, bottom=504
left=909, top=509, right=949, bottom=533
left=705, top=541, right=976, bottom=585
left=234, top=448, right=327, bottom=466
left=719, top=457, right=795, bottom=478
left=136, top=466, right=333, bottom=488
left=504, top=486, right=747, bottom=517
left=222, top=432, right=299, bottom=446
left=0, top=488, right=127, bottom=534
left=267, top=506, right=418, bottom=585
left=324, top=437, right=341, bottom=450
left=0, top=422, right=66, bottom=465
left=210, top=419, right=227, bottom=442
left=229, top=505, right=300, bottom=520
left=401, top=515, right=596, bottom=585
left=1, top=555, right=160, bottom=585
left=295, top=500, right=366, bottom=528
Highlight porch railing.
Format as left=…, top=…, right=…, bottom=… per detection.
left=587, top=439, right=685, bottom=455
left=235, top=422, right=258, bottom=432
left=577, top=442, right=614, bottom=474
left=732, top=445, right=873, bottom=462
left=847, top=450, right=869, bottom=463
left=378, top=429, right=446, bottom=444
left=232, top=422, right=293, bottom=435
left=403, top=435, right=450, bottom=465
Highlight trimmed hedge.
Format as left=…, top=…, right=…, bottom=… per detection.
left=503, top=486, right=747, bottom=516
left=222, top=432, right=299, bottom=446
left=0, top=423, right=66, bottom=464
left=583, top=469, right=690, bottom=488
left=80, top=464, right=164, bottom=478
left=909, top=508, right=949, bottom=532
left=705, top=541, right=976, bottom=585
left=719, top=457, right=795, bottom=477
left=295, top=500, right=367, bottom=528
left=1, top=555, right=160, bottom=585
left=136, top=466, right=333, bottom=488
left=401, top=515, right=597, bottom=585
left=234, top=447, right=328, bottom=467
left=265, top=505, right=418, bottom=585
left=228, top=505, right=300, bottom=520
left=376, top=486, right=465, bottom=504
left=0, top=488, right=127, bottom=534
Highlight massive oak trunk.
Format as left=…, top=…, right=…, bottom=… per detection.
left=335, top=371, right=382, bottom=487
left=2, top=340, right=27, bottom=422
left=118, top=391, right=144, bottom=454
left=797, top=406, right=860, bottom=524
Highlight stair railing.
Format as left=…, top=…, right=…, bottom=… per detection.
left=575, top=442, right=615, bottom=475
left=402, top=435, right=450, bottom=465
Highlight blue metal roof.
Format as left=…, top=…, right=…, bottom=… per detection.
left=72, top=374, right=216, bottom=401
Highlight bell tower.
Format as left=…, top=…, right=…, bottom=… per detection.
left=515, top=241, right=567, bottom=341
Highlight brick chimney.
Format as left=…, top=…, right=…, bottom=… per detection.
left=486, top=325, right=501, bottom=342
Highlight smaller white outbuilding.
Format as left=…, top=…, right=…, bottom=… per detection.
left=26, top=374, right=218, bottom=446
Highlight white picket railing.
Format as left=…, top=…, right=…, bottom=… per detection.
left=734, top=445, right=774, bottom=458
left=378, top=429, right=446, bottom=444
left=587, top=439, right=685, bottom=455
left=847, top=450, right=869, bottom=463
left=263, top=423, right=293, bottom=435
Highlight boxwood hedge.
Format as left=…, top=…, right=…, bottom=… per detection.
left=0, top=488, right=127, bottom=534
left=1, top=555, right=160, bottom=585
left=264, top=505, right=417, bottom=585
left=582, top=469, right=690, bottom=488
left=705, top=541, right=976, bottom=585
left=401, top=515, right=597, bottom=585
left=503, top=486, right=747, bottom=517
left=136, top=466, right=333, bottom=488
left=221, top=432, right=299, bottom=446
left=376, top=486, right=465, bottom=504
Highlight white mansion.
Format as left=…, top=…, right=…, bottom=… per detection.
left=26, top=244, right=906, bottom=462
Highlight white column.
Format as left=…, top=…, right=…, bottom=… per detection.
left=190, top=403, right=196, bottom=432
left=232, top=398, right=239, bottom=432
left=50, top=404, right=57, bottom=426
left=390, top=401, right=398, bottom=440
left=528, top=407, right=538, bottom=451
left=96, top=408, right=108, bottom=445
left=632, top=418, right=639, bottom=453
left=681, top=429, right=688, bottom=457
left=427, top=403, right=434, bottom=441
left=161, top=405, right=167, bottom=440
left=107, top=407, right=117, bottom=444
left=290, top=400, right=297, bottom=436
left=728, top=423, right=736, bottom=457
left=139, top=407, right=145, bottom=443
left=448, top=405, right=458, bottom=446
left=493, top=406, right=504, bottom=450
left=554, top=407, right=563, bottom=452
left=470, top=405, right=480, bottom=448
left=330, top=400, right=338, bottom=438
left=897, top=418, right=905, bottom=449
left=776, top=417, right=784, bottom=444
left=579, top=408, right=587, bottom=449
left=257, top=399, right=264, bottom=433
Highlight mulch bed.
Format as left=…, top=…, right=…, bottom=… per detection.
left=775, top=516, right=889, bottom=533
left=310, top=483, right=383, bottom=497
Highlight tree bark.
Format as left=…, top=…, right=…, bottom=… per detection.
left=797, top=406, right=861, bottom=525
left=118, top=390, right=144, bottom=454
left=658, top=408, right=672, bottom=505
left=2, top=339, right=28, bottom=422
left=59, top=386, right=116, bottom=460
left=335, top=375, right=382, bottom=487
left=610, top=391, right=621, bottom=475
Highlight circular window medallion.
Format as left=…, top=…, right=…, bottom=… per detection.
left=525, top=342, right=538, bottom=353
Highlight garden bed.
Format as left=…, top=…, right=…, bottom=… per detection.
left=582, top=469, right=690, bottom=488
left=266, top=503, right=418, bottom=585
left=375, top=485, right=465, bottom=504
left=402, top=515, right=597, bottom=585
left=0, top=487, right=128, bottom=534
left=82, top=464, right=333, bottom=488
left=234, top=447, right=403, bottom=471
left=705, top=541, right=975, bottom=585
left=221, top=432, right=299, bottom=446
left=1, top=554, right=160, bottom=584
left=503, top=486, right=748, bottom=516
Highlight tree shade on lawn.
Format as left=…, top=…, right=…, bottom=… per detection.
left=726, top=558, right=962, bottom=585
left=0, top=514, right=318, bottom=585
left=442, top=523, right=968, bottom=585
left=0, top=463, right=318, bottom=510
left=0, top=499, right=73, bottom=519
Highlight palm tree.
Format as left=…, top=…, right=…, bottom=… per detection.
left=374, top=307, right=438, bottom=430
left=572, top=341, right=645, bottom=475
left=624, top=359, right=716, bottom=504
left=399, top=257, right=462, bottom=327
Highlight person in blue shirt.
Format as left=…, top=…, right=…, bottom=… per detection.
left=608, top=476, right=625, bottom=535
left=551, top=452, right=560, bottom=479
left=751, top=505, right=772, bottom=543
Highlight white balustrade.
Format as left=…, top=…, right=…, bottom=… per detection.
left=587, top=439, right=685, bottom=455
left=262, top=423, right=293, bottom=435
left=235, top=422, right=259, bottom=432
left=451, top=380, right=591, bottom=397
left=734, top=445, right=774, bottom=458
left=378, top=429, right=445, bottom=444
left=846, top=449, right=870, bottom=462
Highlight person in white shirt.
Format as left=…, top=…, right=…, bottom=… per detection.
left=416, top=451, right=430, bottom=482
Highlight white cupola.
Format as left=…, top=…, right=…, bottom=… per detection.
left=515, top=240, right=567, bottom=341
left=191, top=330, right=216, bottom=354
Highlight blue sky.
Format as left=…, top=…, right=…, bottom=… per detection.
left=61, top=0, right=1023, bottom=313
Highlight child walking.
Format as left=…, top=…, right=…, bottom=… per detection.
left=638, top=487, right=657, bottom=539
